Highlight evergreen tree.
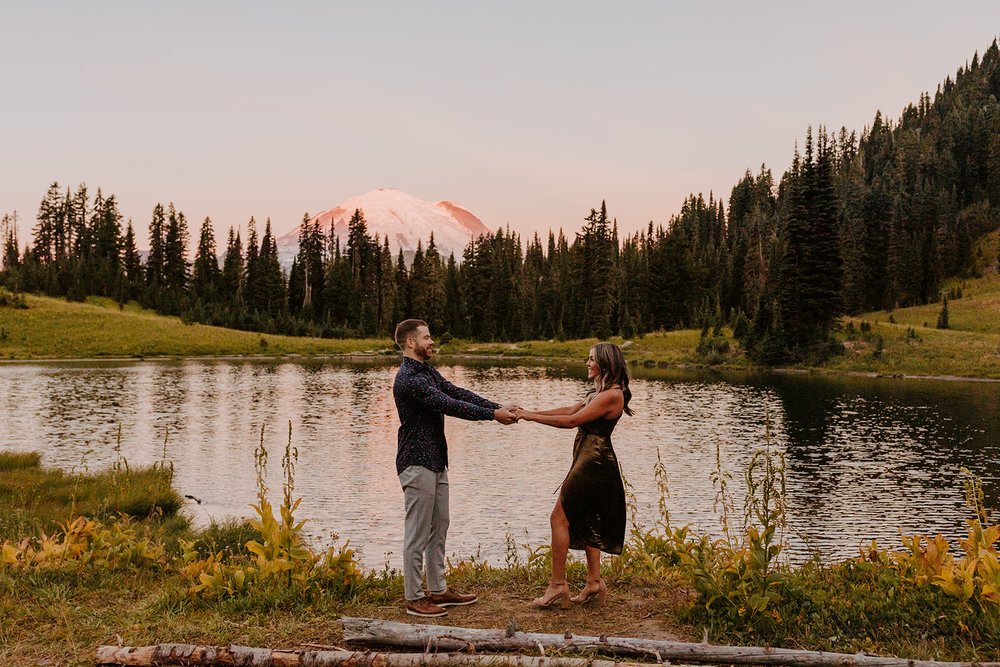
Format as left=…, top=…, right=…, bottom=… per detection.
left=122, top=221, right=142, bottom=301
left=1, top=212, right=20, bottom=276
left=32, top=182, right=62, bottom=264
left=393, top=247, right=410, bottom=324
left=289, top=213, right=325, bottom=317
left=191, top=216, right=222, bottom=304
left=145, top=204, right=166, bottom=288
left=776, top=129, right=843, bottom=358
left=163, top=204, right=189, bottom=292
left=243, top=217, right=261, bottom=312
left=377, top=237, right=397, bottom=335
left=256, top=218, right=287, bottom=318
left=221, top=227, right=245, bottom=305
left=421, top=233, right=447, bottom=333
left=443, top=252, right=463, bottom=337
left=937, top=295, right=950, bottom=329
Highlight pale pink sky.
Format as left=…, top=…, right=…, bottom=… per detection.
left=2, top=2, right=998, bottom=247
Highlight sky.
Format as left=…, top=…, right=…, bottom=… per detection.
left=2, top=2, right=999, bottom=247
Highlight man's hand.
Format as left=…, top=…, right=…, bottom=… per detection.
left=494, top=407, right=518, bottom=425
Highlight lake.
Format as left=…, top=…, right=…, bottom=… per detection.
left=0, top=358, right=997, bottom=567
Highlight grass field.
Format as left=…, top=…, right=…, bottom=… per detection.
left=0, top=295, right=395, bottom=359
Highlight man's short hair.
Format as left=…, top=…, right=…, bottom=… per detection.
left=394, top=319, right=428, bottom=350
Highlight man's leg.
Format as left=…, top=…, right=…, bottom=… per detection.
left=425, top=468, right=450, bottom=595
left=399, top=465, right=436, bottom=601
left=425, top=469, right=478, bottom=607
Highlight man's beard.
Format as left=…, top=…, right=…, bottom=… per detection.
left=415, top=343, right=433, bottom=360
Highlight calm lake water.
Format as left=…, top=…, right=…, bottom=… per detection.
left=1, top=358, right=997, bottom=567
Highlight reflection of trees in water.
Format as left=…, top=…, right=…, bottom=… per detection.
left=149, top=364, right=190, bottom=440
left=38, top=366, right=136, bottom=467
left=766, top=373, right=1000, bottom=554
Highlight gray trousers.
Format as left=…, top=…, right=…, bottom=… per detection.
left=398, top=465, right=450, bottom=600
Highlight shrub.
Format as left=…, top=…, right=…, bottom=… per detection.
left=1, top=515, right=166, bottom=574
left=0, top=287, right=27, bottom=309
left=178, top=423, right=362, bottom=603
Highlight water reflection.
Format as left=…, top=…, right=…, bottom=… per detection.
left=0, top=360, right=997, bottom=566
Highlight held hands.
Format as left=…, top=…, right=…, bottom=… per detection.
left=494, top=407, right=518, bottom=425
left=494, top=402, right=524, bottom=425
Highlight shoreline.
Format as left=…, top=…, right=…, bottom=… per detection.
left=2, top=350, right=999, bottom=384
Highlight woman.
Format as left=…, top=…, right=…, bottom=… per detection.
left=513, top=342, right=633, bottom=608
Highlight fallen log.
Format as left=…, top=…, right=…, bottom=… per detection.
left=94, top=645, right=645, bottom=667
left=340, top=617, right=999, bottom=667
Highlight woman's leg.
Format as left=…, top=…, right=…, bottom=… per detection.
left=532, top=498, right=570, bottom=606
left=570, top=546, right=607, bottom=604
left=549, top=498, right=570, bottom=584
left=583, top=546, right=601, bottom=583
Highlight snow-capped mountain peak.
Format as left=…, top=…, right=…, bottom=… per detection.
left=276, top=189, right=490, bottom=267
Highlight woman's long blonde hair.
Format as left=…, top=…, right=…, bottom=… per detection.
left=586, top=342, right=634, bottom=416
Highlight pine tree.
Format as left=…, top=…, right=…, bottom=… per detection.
left=122, top=221, right=142, bottom=301
left=243, top=217, right=261, bottom=312
left=221, top=227, right=244, bottom=305
left=1, top=212, right=20, bottom=274
left=256, top=218, right=287, bottom=318
left=776, top=129, right=843, bottom=358
left=32, top=182, right=62, bottom=264
left=192, top=217, right=222, bottom=304
left=290, top=213, right=325, bottom=317
left=163, top=204, right=189, bottom=292
left=394, top=247, right=409, bottom=324
left=344, top=209, right=377, bottom=334
left=421, top=233, right=446, bottom=333
left=145, top=204, right=166, bottom=288
left=377, top=237, right=397, bottom=335
left=936, top=295, right=950, bottom=329
left=443, top=252, right=463, bottom=337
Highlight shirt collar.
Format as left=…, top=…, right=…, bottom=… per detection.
left=401, top=356, right=429, bottom=370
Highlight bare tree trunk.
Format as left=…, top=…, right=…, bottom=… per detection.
left=95, top=645, right=642, bottom=667
left=340, top=617, right=999, bottom=667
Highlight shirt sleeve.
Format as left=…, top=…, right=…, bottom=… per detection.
left=397, top=371, right=496, bottom=421
left=432, top=368, right=501, bottom=410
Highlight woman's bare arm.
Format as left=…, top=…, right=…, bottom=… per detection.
left=528, top=401, right=585, bottom=417
left=516, top=391, right=622, bottom=429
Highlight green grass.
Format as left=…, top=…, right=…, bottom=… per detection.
left=0, top=295, right=395, bottom=359
left=0, top=450, right=183, bottom=541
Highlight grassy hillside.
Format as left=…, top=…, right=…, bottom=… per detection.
left=825, top=229, right=1000, bottom=378
left=0, top=292, right=705, bottom=364
left=0, top=295, right=394, bottom=359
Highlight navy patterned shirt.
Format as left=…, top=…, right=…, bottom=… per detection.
left=393, top=356, right=499, bottom=474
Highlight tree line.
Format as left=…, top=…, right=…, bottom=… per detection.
left=3, top=40, right=1000, bottom=361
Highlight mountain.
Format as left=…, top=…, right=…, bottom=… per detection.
left=276, top=188, right=491, bottom=268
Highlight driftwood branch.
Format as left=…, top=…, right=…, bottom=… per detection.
left=94, top=645, right=644, bottom=667
left=340, top=617, right=1000, bottom=667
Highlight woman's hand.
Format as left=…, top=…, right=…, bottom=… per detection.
left=512, top=407, right=530, bottom=422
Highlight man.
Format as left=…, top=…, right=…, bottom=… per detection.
left=392, top=318, right=518, bottom=617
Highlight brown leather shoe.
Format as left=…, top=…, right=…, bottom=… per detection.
left=428, top=587, right=478, bottom=607
left=406, top=597, right=448, bottom=617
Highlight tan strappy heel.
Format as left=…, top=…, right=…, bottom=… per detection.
left=570, top=579, right=607, bottom=606
left=531, top=581, right=570, bottom=609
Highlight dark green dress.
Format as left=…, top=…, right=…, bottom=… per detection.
left=560, top=413, right=626, bottom=555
